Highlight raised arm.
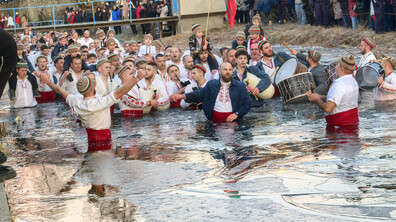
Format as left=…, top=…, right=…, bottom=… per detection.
left=114, top=69, right=145, bottom=100
left=37, top=73, right=69, bottom=99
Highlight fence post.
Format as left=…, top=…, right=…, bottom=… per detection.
left=53, top=6, right=56, bottom=30
left=91, top=2, right=96, bottom=26
left=129, top=3, right=132, bottom=24
left=13, top=8, right=16, bottom=33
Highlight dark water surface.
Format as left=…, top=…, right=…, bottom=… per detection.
left=1, top=47, right=396, bottom=221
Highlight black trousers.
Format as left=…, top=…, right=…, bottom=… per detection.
left=0, top=28, right=17, bottom=97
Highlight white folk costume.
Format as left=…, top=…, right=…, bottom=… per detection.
left=78, top=37, right=94, bottom=47
left=138, top=78, right=170, bottom=110
left=155, top=71, right=171, bottom=84
left=203, top=63, right=219, bottom=81
left=11, top=77, right=37, bottom=108
left=179, top=65, right=193, bottom=80
left=166, top=79, right=190, bottom=108
left=260, top=58, right=276, bottom=83
left=66, top=92, right=118, bottom=141
left=137, top=45, right=157, bottom=57
left=212, top=80, right=233, bottom=122
left=181, top=80, right=207, bottom=109
left=119, top=85, right=150, bottom=117
left=36, top=71, right=58, bottom=102
left=95, top=74, right=117, bottom=96
left=325, top=75, right=359, bottom=126
left=166, top=60, right=184, bottom=71
left=61, top=70, right=81, bottom=95
left=373, top=72, right=396, bottom=101
left=357, top=52, right=376, bottom=68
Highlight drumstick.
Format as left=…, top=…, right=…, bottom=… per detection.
left=375, top=57, right=391, bottom=63
left=270, top=67, right=279, bottom=79
left=344, top=49, right=361, bottom=58
left=282, top=42, right=293, bottom=52
left=245, top=79, right=258, bottom=100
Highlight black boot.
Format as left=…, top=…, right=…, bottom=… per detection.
left=8, top=89, right=15, bottom=100
left=33, top=89, right=42, bottom=98
left=0, top=151, right=6, bottom=164
left=0, top=165, right=16, bottom=182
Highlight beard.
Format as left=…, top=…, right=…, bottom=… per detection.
left=263, top=51, right=274, bottom=57
left=360, top=48, right=366, bottom=55
left=221, top=74, right=232, bottom=83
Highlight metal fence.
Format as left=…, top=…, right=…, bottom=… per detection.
left=0, top=0, right=179, bottom=33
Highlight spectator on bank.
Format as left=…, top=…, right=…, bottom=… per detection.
left=330, top=0, right=343, bottom=26
left=95, top=7, right=103, bottom=21
left=74, top=9, right=84, bottom=36
left=112, top=5, right=122, bottom=35
left=314, top=0, right=329, bottom=26
left=237, top=0, right=250, bottom=24
left=277, top=0, right=291, bottom=24
left=14, top=12, right=20, bottom=28
left=7, top=15, right=14, bottom=28
left=158, top=1, right=169, bottom=30
left=372, top=0, right=385, bottom=33
left=295, top=0, right=306, bottom=25
left=140, top=3, right=152, bottom=34
left=20, top=14, right=28, bottom=28
left=128, top=1, right=139, bottom=35
left=349, top=0, right=359, bottom=29
left=67, top=10, right=75, bottom=24
left=339, top=0, right=351, bottom=28
left=0, top=13, right=6, bottom=28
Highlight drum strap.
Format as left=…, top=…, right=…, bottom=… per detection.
left=276, top=54, right=285, bottom=64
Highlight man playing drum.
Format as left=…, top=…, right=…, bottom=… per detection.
left=374, top=57, right=396, bottom=101
left=307, top=56, right=359, bottom=127
left=256, top=40, right=293, bottom=82
left=358, top=38, right=376, bottom=68
left=232, top=48, right=272, bottom=107
left=291, top=49, right=328, bottom=95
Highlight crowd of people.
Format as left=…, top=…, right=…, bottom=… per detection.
left=64, top=0, right=171, bottom=35
left=238, top=0, right=395, bottom=33
left=1, top=10, right=396, bottom=156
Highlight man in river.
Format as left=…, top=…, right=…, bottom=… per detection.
left=232, top=48, right=272, bottom=107
left=307, top=56, right=359, bottom=127
left=171, top=62, right=252, bottom=123
left=290, top=49, right=328, bottom=95
left=36, top=69, right=145, bottom=142
left=357, top=38, right=376, bottom=68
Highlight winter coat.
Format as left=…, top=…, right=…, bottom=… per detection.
left=330, top=0, right=342, bottom=19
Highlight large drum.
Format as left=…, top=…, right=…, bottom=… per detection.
left=355, top=62, right=385, bottom=91
left=138, top=87, right=154, bottom=114
left=278, top=72, right=315, bottom=104
left=274, top=58, right=308, bottom=85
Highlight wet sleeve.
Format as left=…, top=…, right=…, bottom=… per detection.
left=121, top=94, right=148, bottom=108
left=185, top=86, right=205, bottom=104
left=235, top=84, right=252, bottom=118
left=248, top=66, right=271, bottom=92
left=313, top=68, right=329, bottom=95
left=379, top=76, right=396, bottom=93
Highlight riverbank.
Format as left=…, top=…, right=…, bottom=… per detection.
left=160, top=23, right=395, bottom=52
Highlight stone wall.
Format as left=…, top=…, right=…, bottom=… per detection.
left=177, top=0, right=227, bottom=34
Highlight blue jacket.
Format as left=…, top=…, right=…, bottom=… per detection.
left=232, top=65, right=272, bottom=107
left=112, top=9, right=121, bottom=21
left=185, top=78, right=252, bottom=121
left=231, top=40, right=248, bottom=50
left=232, top=65, right=272, bottom=92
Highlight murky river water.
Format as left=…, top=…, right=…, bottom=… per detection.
left=1, top=46, right=396, bottom=221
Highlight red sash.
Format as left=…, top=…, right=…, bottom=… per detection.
left=121, top=109, right=143, bottom=117
left=212, top=111, right=233, bottom=123
left=36, top=91, right=56, bottom=103
left=110, top=105, right=115, bottom=114
left=273, top=84, right=280, bottom=98
left=86, top=128, right=111, bottom=141
left=88, top=140, right=112, bottom=152
left=170, top=100, right=181, bottom=108
left=325, top=108, right=359, bottom=127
